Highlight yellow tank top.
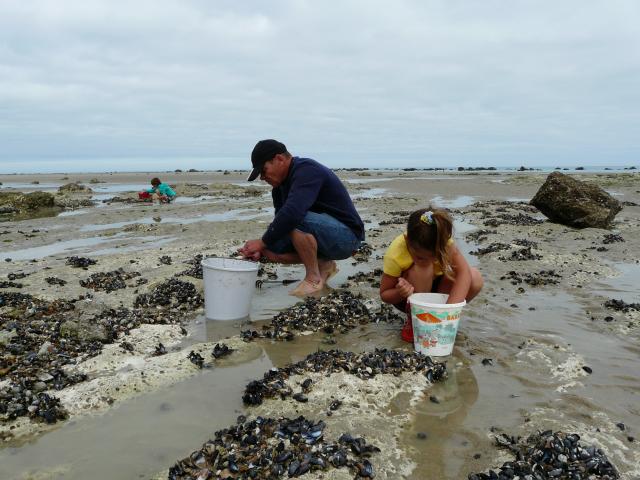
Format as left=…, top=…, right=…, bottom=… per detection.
left=382, top=234, right=453, bottom=277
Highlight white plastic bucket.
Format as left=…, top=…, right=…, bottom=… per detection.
left=201, top=257, right=259, bottom=320
left=408, top=293, right=466, bottom=357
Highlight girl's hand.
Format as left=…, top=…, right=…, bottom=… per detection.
left=396, top=277, right=415, bottom=299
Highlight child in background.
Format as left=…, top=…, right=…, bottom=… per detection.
left=139, top=177, right=176, bottom=203
left=379, top=207, right=483, bottom=342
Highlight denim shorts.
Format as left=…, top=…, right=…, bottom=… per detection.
left=268, top=212, right=362, bottom=260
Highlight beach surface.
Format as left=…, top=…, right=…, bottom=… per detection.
left=1, top=169, right=639, bottom=479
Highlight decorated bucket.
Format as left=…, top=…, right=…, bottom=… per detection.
left=408, top=293, right=466, bottom=357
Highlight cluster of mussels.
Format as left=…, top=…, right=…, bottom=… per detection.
left=513, top=238, right=539, bottom=249
left=134, top=277, right=202, bottom=310
left=45, top=277, right=67, bottom=286
left=466, top=228, right=498, bottom=243
left=257, top=263, right=279, bottom=281
left=92, top=305, right=189, bottom=338
left=7, top=272, right=28, bottom=281
left=240, top=291, right=402, bottom=341
left=168, top=415, right=379, bottom=480
left=352, top=242, right=373, bottom=263
left=179, top=254, right=204, bottom=279
left=0, top=280, right=23, bottom=289
left=483, top=213, right=544, bottom=228
left=65, top=256, right=97, bottom=268
left=604, top=299, right=640, bottom=313
left=341, top=268, right=383, bottom=288
left=602, top=234, right=624, bottom=245
left=79, top=268, right=142, bottom=293
left=0, top=386, right=70, bottom=424
left=379, top=210, right=412, bottom=226
left=500, top=270, right=562, bottom=286
left=498, top=246, right=542, bottom=262
left=242, top=348, right=446, bottom=406
left=159, top=255, right=173, bottom=265
left=466, top=201, right=543, bottom=228
left=471, top=243, right=511, bottom=256
left=1, top=276, right=203, bottom=425
left=468, top=430, right=619, bottom=480
left=470, top=238, right=539, bottom=258
left=0, top=292, right=93, bottom=424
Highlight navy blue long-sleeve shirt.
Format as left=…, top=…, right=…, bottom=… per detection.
left=261, top=157, right=365, bottom=247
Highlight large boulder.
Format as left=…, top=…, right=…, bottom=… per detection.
left=530, top=172, right=622, bottom=229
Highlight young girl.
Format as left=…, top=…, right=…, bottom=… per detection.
left=379, top=207, right=483, bottom=342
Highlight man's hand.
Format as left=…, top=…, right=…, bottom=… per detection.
left=239, top=239, right=266, bottom=261
left=396, top=277, right=415, bottom=299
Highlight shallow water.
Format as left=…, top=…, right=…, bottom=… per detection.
left=431, top=195, right=476, bottom=209
left=171, top=195, right=218, bottom=204
left=405, top=287, right=640, bottom=479
left=1, top=234, right=129, bottom=261
left=1, top=234, right=178, bottom=261
left=57, top=209, right=92, bottom=217
left=0, top=355, right=271, bottom=480
left=0, top=182, right=62, bottom=191
left=346, top=176, right=477, bottom=185
left=594, top=261, right=640, bottom=305
left=80, top=208, right=272, bottom=232
left=89, top=183, right=151, bottom=193
left=352, top=187, right=389, bottom=199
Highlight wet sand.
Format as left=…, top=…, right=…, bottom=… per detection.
left=1, top=169, right=639, bottom=479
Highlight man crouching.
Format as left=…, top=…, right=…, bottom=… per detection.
left=239, top=139, right=365, bottom=297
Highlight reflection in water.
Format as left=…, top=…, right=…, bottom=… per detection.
left=407, top=361, right=480, bottom=479
left=200, top=315, right=251, bottom=343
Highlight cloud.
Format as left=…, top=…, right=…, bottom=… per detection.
left=0, top=0, right=639, bottom=171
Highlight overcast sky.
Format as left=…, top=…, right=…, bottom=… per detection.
left=1, top=0, right=639, bottom=173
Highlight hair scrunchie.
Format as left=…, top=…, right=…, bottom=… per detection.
left=420, top=211, right=434, bottom=225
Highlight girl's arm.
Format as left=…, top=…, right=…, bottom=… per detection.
left=447, top=245, right=471, bottom=304
left=380, top=273, right=414, bottom=305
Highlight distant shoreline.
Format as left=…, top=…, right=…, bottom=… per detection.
left=0, top=165, right=637, bottom=177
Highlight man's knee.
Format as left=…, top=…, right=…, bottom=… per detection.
left=289, top=229, right=318, bottom=247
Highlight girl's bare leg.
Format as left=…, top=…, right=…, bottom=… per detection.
left=402, top=262, right=435, bottom=293
left=436, top=267, right=483, bottom=301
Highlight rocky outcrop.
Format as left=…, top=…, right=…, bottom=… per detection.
left=58, top=182, right=92, bottom=193
left=59, top=319, right=109, bottom=343
left=530, top=172, right=622, bottom=229
left=54, top=197, right=95, bottom=209
left=0, top=191, right=56, bottom=213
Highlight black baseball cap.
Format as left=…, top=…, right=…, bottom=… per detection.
left=247, top=139, right=287, bottom=181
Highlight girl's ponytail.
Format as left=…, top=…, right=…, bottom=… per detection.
left=406, top=206, right=455, bottom=279
left=431, top=209, right=454, bottom=279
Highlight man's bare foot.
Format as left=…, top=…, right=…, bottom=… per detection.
left=319, top=260, right=339, bottom=283
left=289, top=279, right=324, bottom=297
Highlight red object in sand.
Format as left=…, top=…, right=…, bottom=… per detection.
left=138, top=191, right=151, bottom=200
left=401, top=306, right=413, bottom=343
